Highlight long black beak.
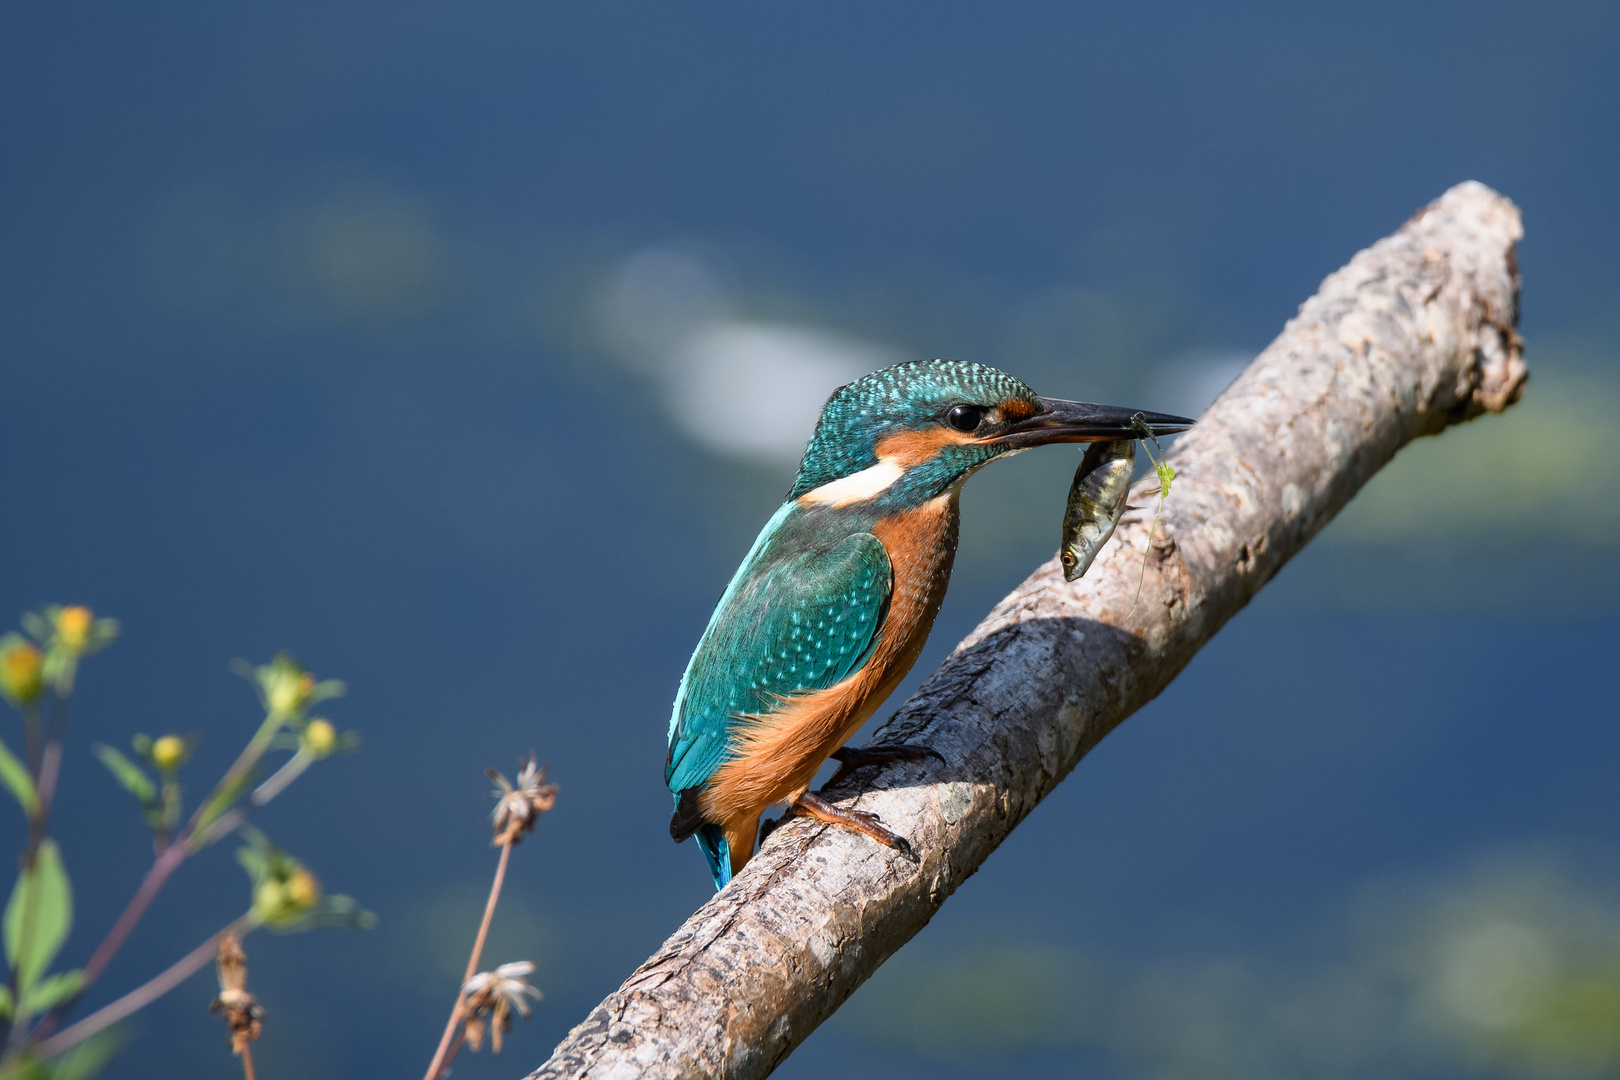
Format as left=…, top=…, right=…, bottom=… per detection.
left=988, top=398, right=1197, bottom=449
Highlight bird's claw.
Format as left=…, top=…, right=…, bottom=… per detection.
left=789, top=791, right=917, bottom=865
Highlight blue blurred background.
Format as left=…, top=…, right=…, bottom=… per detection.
left=4, top=2, right=1619, bottom=1077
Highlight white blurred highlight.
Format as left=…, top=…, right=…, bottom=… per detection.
left=599, top=248, right=905, bottom=464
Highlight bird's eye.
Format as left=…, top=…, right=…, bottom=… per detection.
left=945, top=404, right=986, bottom=432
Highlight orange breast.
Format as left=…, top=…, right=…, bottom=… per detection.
left=700, top=492, right=961, bottom=824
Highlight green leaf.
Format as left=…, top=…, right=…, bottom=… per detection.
left=4, top=840, right=73, bottom=991
left=0, top=736, right=37, bottom=816
left=21, top=968, right=83, bottom=1012
left=0, top=1026, right=127, bottom=1080
left=234, top=825, right=276, bottom=885
left=19, top=612, right=50, bottom=643
left=49, top=1027, right=125, bottom=1080
left=1156, top=461, right=1175, bottom=498
left=273, top=894, right=378, bottom=934
left=90, top=746, right=155, bottom=807
left=0, top=985, right=11, bottom=1020
left=311, top=678, right=346, bottom=704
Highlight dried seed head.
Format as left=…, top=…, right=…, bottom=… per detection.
left=209, top=933, right=264, bottom=1055
left=487, top=755, right=558, bottom=846
left=461, top=961, right=542, bottom=1055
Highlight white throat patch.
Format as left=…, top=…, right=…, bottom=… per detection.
left=798, top=458, right=906, bottom=507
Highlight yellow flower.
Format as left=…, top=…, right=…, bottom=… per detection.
left=267, top=670, right=314, bottom=716
left=284, top=868, right=321, bottom=910
left=302, top=719, right=337, bottom=758
left=0, top=637, right=44, bottom=705
left=151, top=734, right=187, bottom=771
left=254, top=867, right=321, bottom=925
left=55, top=606, right=94, bottom=653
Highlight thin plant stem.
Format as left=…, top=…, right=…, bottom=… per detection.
left=240, top=1041, right=257, bottom=1080
left=77, top=840, right=190, bottom=987
left=250, top=749, right=312, bottom=806
left=28, top=797, right=200, bottom=1045
left=31, top=712, right=320, bottom=1047
left=26, top=691, right=71, bottom=853
left=191, top=711, right=285, bottom=838
left=423, top=840, right=513, bottom=1080
left=33, top=913, right=258, bottom=1060
left=21, top=702, right=42, bottom=780
left=30, top=744, right=63, bottom=851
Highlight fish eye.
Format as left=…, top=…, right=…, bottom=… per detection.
left=945, top=404, right=986, bottom=432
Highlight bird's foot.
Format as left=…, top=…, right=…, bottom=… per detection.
left=825, top=742, right=944, bottom=789
left=787, top=791, right=917, bottom=863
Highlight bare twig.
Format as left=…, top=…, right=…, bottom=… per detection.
left=523, top=181, right=1527, bottom=1079
left=425, top=840, right=514, bottom=1080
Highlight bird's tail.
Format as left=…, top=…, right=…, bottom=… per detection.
left=695, top=823, right=731, bottom=891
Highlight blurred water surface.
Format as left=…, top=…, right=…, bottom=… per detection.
left=2, top=2, right=1618, bottom=1077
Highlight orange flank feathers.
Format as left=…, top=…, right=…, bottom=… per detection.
left=700, top=493, right=961, bottom=876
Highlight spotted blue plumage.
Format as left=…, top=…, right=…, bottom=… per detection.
left=666, top=502, right=893, bottom=885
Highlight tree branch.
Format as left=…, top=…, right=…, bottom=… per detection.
left=526, top=181, right=1527, bottom=1080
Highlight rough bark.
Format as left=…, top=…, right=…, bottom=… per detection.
left=525, top=181, right=1527, bottom=1080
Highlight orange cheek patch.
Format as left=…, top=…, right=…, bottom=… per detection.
left=875, top=427, right=975, bottom=468
left=999, top=397, right=1039, bottom=421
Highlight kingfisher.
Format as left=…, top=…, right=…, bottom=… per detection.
left=666, top=359, right=1193, bottom=889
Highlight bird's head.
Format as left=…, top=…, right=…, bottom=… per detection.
left=789, top=359, right=1193, bottom=507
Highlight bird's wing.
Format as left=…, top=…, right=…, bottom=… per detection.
left=665, top=526, right=892, bottom=796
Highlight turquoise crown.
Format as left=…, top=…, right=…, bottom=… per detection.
left=788, top=360, right=1038, bottom=500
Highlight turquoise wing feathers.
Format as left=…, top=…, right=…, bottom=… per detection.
left=665, top=510, right=893, bottom=797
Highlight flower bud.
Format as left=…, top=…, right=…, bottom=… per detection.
left=302, top=719, right=337, bottom=758
left=56, top=607, right=93, bottom=653
left=265, top=664, right=314, bottom=717
left=151, top=734, right=187, bottom=771
left=284, top=868, right=321, bottom=910
left=0, top=638, right=44, bottom=705
left=253, top=879, right=287, bottom=924
left=253, top=867, right=322, bottom=926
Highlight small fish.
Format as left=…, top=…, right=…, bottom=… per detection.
left=1059, top=438, right=1136, bottom=582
